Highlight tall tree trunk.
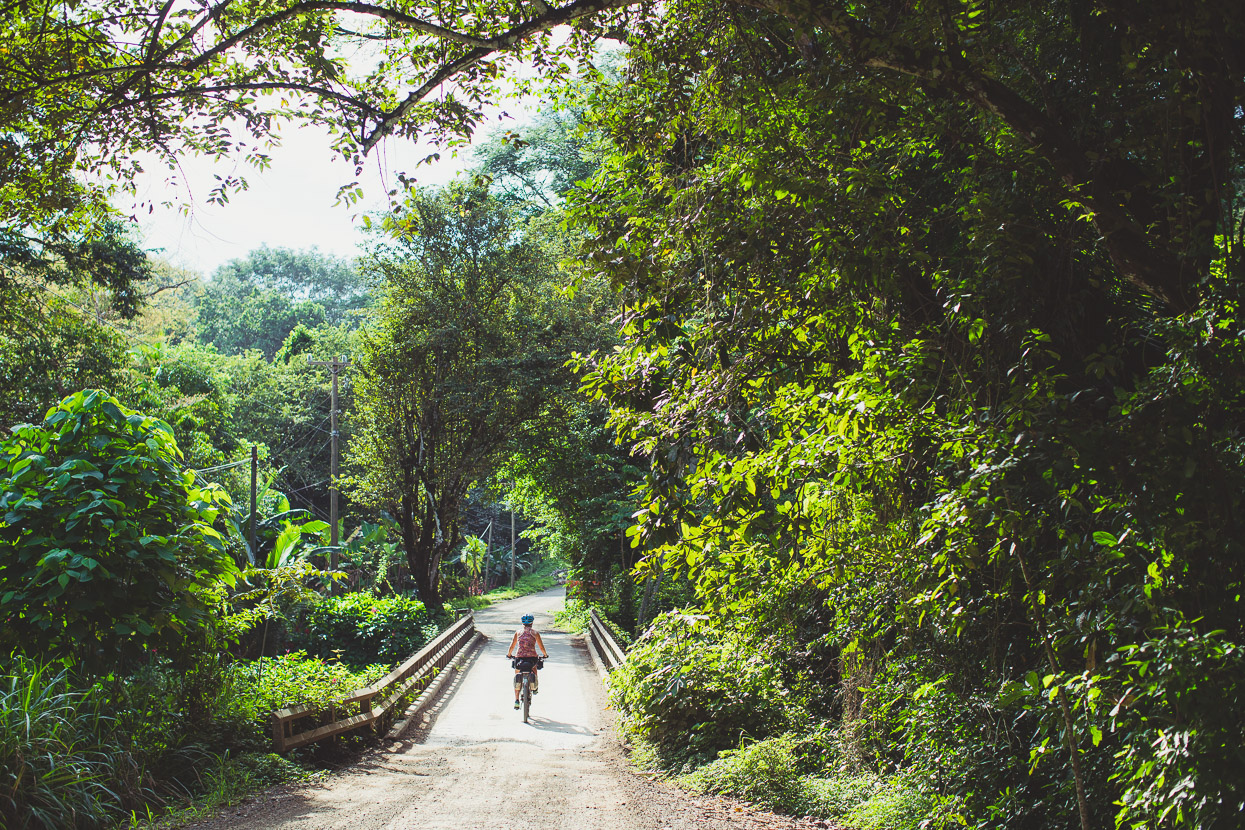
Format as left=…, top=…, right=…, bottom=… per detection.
left=412, top=553, right=442, bottom=609
left=399, top=494, right=444, bottom=609
left=407, top=526, right=443, bottom=609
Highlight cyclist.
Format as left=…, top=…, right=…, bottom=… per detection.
left=506, top=613, right=549, bottom=709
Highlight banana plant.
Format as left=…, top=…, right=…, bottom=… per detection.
left=222, top=483, right=330, bottom=570
left=331, top=519, right=404, bottom=590
left=266, top=519, right=330, bottom=569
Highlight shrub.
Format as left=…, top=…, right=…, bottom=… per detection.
left=609, top=610, right=801, bottom=768
left=216, top=651, right=390, bottom=731
left=683, top=734, right=810, bottom=814
left=683, top=731, right=933, bottom=827
left=554, top=597, right=591, bottom=633
left=287, top=591, right=440, bottom=667
left=0, top=652, right=341, bottom=830
left=803, top=772, right=886, bottom=818
left=841, top=775, right=934, bottom=830
left=0, top=390, right=237, bottom=674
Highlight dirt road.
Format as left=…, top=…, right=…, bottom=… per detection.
left=190, top=587, right=814, bottom=830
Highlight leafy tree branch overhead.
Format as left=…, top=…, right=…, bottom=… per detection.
left=5, top=1, right=1241, bottom=314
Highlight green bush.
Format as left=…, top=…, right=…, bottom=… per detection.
left=553, top=597, right=591, bottom=633
left=683, top=731, right=932, bottom=828
left=841, top=775, right=934, bottom=830
left=216, top=651, right=389, bottom=730
left=609, top=610, right=801, bottom=768
left=803, top=772, right=886, bottom=818
left=0, top=389, right=237, bottom=674
left=683, top=733, right=810, bottom=814
left=287, top=591, right=440, bottom=667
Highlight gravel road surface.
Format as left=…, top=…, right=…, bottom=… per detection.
left=188, top=587, right=819, bottom=830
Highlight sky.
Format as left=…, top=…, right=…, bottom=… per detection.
left=126, top=113, right=522, bottom=278
left=119, top=26, right=611, bottom=279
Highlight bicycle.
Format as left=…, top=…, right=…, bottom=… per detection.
left=510, top=657, right=544, bottom=723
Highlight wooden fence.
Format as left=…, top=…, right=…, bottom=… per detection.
left=270, top=610, right=477, bottom=752
left=587, top=607, right=627, bottom=672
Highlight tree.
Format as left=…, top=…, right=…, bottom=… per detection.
left=3, top=2, right=1240, bottom=318
left=0, top=285, right=127, bottom=431
left=210, top=246, right=371, bottom=326
left=346, top=182, right=591, bottom=607
left=0, top=221, right=153, bottom=428
left=566, top=5, right=1245, bottom=828
left=471, top=69, right=614, bottom=213
left=194, top=270, right=327, bottom=360
left=0, top=390, right=237, bottom=673
left=0, top=0, right=629, bottom=240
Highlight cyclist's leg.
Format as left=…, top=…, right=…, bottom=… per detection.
left=530, top=667, right=538, bottom=692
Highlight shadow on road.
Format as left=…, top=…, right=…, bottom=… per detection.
left=522, top=716, right=597, bottom=736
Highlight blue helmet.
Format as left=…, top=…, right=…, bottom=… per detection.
left=521, top=614, right=534, bottom=625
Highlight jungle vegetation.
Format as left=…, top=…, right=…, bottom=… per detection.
left=2, top=1, right=1244, bottom=828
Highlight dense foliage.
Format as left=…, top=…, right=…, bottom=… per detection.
left=6, top=1, right=1245, bottom=827
left=217, top=651, right=389, bottom=723
left=610, top=611, right=804, bottom=767
left=288, top=592, right=439, bottom=667
left=346, top=181, right=605, bottom=606
left=0, top=390, right=237, bottom=673
left=571, top=3, right=1245, bottom=828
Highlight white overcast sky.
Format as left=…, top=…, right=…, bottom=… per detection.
left=125, top=109, right=528, bottom=277
left=120, top=25, right=614, bottom=278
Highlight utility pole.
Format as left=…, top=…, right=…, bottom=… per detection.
left=485, top=519, right=494, bottom=591
left=249, top=445, right=258, bottom=562
left=309, top=355, right=352, bottom=578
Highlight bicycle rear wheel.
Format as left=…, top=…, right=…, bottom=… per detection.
left=521, top=675, right=531, bottom=722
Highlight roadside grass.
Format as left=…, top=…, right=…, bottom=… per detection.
left=452, top=560, right=564, bottom=610
left=552, top=597, right=591, bottom=633
left=676, top=732, right=934, bottom=829
left=124, top=753, right=312, bottom=829
left=2, top=652, right=388, bottom=830
left=0, top=655, right=132, bottom=829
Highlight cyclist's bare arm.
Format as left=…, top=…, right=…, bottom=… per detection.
left=534, top=631, right=550, bottom=658
left=506, top=631, right=519, bottom=658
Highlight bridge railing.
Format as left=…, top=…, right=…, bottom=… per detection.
left=270, top=609, right=476, bottom=752
left=587, top=607, right=627, bottom=672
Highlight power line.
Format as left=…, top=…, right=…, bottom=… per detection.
left=278, top=477, right=332, bottom=496
left=194, top=457, right=251, bottom=475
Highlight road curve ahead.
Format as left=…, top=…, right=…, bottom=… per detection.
left=189, top=587, right=810, bottom=830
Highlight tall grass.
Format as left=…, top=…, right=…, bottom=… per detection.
left=2, top=649, right=396, bottom=828
left=0, top=655, right=131, bottom=829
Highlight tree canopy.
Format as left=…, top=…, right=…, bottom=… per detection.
left=347, top=181, right=600, bottom=606
left=2, top=2, right=1244, bottom=827
left=3, top=1, right=1241, bottom=309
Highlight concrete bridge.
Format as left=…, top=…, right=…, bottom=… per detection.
left=186, top=587, right=813, bottom=830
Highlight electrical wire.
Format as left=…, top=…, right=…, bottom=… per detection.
left=194, top=458, right=252, bottom=475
